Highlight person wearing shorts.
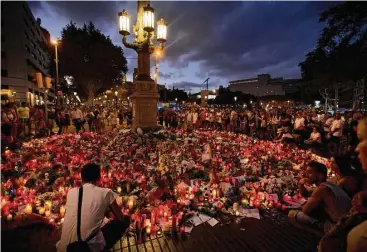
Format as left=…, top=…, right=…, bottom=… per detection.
left=17, top=102, right=30, bottom=135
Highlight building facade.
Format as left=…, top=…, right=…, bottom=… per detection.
left=229, top=74, right=301, bottom=97
left=1, top=1, right=54, bottom=105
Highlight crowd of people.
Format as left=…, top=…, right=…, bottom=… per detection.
left=1, top=102, right=133, bottom=150
left=160, top=105, right=367, bottom=251
left=2, top=101, right=367, bottom=251
left=161, top=106, right=361, bottom=158
left=287, top=116, right=367, bottom=252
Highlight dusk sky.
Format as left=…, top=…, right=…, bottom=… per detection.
left=29, top=1, right=334, bottom=92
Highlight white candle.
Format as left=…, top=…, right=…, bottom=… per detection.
left=60, top=205, right=66, bottom=217
left=39, top=207, right=45, bottom=215
left=128, top=199, right=134, bottom=210
left=25, top=204, right=32, bottom=214
left=212, top=189, right=217, bottom=198
left=45, top=200, right=52, bottom=210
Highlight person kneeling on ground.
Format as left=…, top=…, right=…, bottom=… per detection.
left=318, top=191, right=367, bottom=252
left=57, top=163, right=130, bottom=252
left=290, top=161, right=351, bottom=233
left=304, top=127, right=322, bottom=150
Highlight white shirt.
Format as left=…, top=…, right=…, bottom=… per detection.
left=57, top=184, right=118, bottom=252
left=192, top=112, right=198, bottom=124
left=71, top=109, right=83, bottom=120
left=187, top=113, right=192, bottom=123
left=330, top=119, right=344, bottom=137
left=310, top=132, right=321, bottom=143
left=294, top=117, right=305, bottom=130
left=324, top=118, right=334, bottom=132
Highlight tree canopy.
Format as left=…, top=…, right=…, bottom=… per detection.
left=58, top=21, right=128, bottom=103
left=299, top=2, right=367, bottom=85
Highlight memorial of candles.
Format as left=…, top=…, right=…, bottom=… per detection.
left=0, top=129, right=329, bottom=238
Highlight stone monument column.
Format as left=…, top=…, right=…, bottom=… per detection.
left=119, top=0, right=167, bottom=130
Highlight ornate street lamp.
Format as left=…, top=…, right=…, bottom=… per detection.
left=118, top=1, right=168, bottom=130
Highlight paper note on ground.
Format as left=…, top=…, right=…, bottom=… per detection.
left=207, top=218, right=219, bottom=227
left=185, top=226, right=193, bottom=233
left=238, top=208, right=261, bottom=219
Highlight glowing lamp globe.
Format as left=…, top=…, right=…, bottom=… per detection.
left=119, top=10, right=130, bottom=36
left=156, top=18, right=168, bottom=43
left=143, top=4, right=155, bottom=33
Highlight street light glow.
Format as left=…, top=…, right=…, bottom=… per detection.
left=143, top=4, right=155, bottom=32
left=157, top=18, right=168, bottom=43
left=51, top=39, right=58, bottom=45
left=118, top=9, right=130, bottom=36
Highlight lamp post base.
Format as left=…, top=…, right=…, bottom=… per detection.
left=130, top=80, right=159, bottom=130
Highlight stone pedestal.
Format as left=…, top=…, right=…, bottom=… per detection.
left=131, top=80, right=159, bottom=130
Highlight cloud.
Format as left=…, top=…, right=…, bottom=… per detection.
left=28, top=1, right=334, bottom=91
left=171, top=81, right=204, bottom=91
left=159, top=72, right=174, bottom=79
left=159, top=71, right=184, bottom=80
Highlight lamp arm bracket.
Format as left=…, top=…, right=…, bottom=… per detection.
left=122, top=36, right=139, bottom=50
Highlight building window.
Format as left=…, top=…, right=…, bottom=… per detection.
left=28, top=75, right=34, bottom=82
left=25, top=45, right=30, bottom=53
left=1, top=51, right=6, bottom=58
left=1, top=69, right=8, bottom=77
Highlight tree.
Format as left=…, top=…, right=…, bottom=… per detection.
left=58, top=21, right=128, bottom=103
left=299, top=2, right=367, bottom=86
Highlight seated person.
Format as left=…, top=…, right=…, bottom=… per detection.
left=275, top=127, right=294, bottom=144
left=57, top=163, right=130, bottom=252
left=318, top=191, right=367, bottom=252
left=347, top=220, right=367, bottom=252
left=329, top=155, right=361, bottom=197
left=293, top=112, right=306, bottom=144
left=356, top=117, right=367, bottom=192
left=348, top=120, right=359, bottom=158
left=305, top=127, right=322, bottom=148
left=291, top=161, right=351, bottom=233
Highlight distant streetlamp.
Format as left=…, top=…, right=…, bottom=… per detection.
left=234, top=96, right=237, bottom=102
left=118, top=1, right=168, bottom=129
left=51, top=39, right=60, bottom=107
left=175, top=98, right=178, bottom=102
